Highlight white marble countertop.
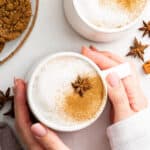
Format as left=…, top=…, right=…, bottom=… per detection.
left=0, top=0, right=150, bottom=150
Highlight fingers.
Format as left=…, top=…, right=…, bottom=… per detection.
left=31, top=123, right=70, bottom=150
left=107, top=73, right=130, bottom=110
left=14, top=79, right=43, bottom=149
left=83, top=47, right=148, bottom=112
left=14, top=79, right=31, bottom=127
left=100, top=51, right=125, bottom=63
left=101, top=51, right=148, bottom=111
left=102, top=52, right=148, bottom=110
left=89, top=45, right=126, bottom=63
left=82, top=46, right=117, bottom=69
left=106, top=73, right=134, bottom=123
left=123, top=77, right=148, bottom=111
left=109, top=103, right=114, bottom=123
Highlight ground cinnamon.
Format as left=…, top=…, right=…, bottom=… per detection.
left=63, top=75, right=104, bottom=122
left=116, top=0, right=143, bottom=12
left=100, top=0, right=144, bottom=12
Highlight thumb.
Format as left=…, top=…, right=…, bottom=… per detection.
left=106, top=73, right=134, bottom=123
left=31, top=123, right=69, bottom=150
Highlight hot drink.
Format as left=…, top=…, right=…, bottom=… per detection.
left=75, top=0, right=146, bottom=29
left=30, top=55, right=104, bottom=128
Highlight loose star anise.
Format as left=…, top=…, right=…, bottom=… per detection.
left=4, top=101, right=15, bottom=118
left=0, top=88, right=14, bottom=109
left=71, top=76, right=91, bottom=97
left=139, top=21, right=150, bottom=37
left=126, top=38, right=148, bottom=61
left=0, top=87, right=37, bottom=121
left=0, top=87, right=15, bottom=118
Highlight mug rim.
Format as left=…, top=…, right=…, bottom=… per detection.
left=73, top=0, right=147, bottom=33
left=27, top=52, right=108, bottom=132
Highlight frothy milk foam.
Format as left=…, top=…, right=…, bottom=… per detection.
left=31, top=56, right=99, bottom=127
left=75, top=0, right=146, bottom=29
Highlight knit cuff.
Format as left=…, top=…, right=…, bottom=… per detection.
left=107, top=108, right=150, bottom=150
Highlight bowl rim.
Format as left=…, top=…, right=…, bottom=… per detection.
left=0, top=0, right=39, bottom=65
left=27, top=52, right=108, bottom=132
left=73, top=0, right=147, bottom=33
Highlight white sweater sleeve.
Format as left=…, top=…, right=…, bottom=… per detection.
left=107, top=108, right=150, bottom=150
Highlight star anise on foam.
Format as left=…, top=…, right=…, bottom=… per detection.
left=71, top=76, right=91, bottom=97
left=126, top=38, right=149, bottom=61
left=4, top=101, right=15, bottom=118
left=139, top=21, right=150, bottom=37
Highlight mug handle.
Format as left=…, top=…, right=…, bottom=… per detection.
left=101, top=62, right=131, bottom=79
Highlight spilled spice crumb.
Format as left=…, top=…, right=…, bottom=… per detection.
left=0, top=42, right=5, bottom=52
left=143, top=60, right=150, bottom=74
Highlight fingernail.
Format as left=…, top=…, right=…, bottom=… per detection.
left=13, top=86, right=16, bottom=94
left=13, top=78, right=18, bottom=94
left=89, top=45, right=98, bottom=51
left=31, top=123, right=47, bottom=138
left=14, top=78, right=19, bottom=86
left=106, top=72, right=120, bottom=87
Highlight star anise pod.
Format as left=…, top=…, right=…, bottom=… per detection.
left=71, top=76, right=91, bottom=97
left=2, top=88, right=14, bottom=118
left=139, top=21, right=150, bottom=37
left=0, top=87, right=38, bottom=120
left=126, top=38, right=148, bottom=61
left=4, top=101, right=15, bottom=118
left=0, top=87, right=14, bottom=110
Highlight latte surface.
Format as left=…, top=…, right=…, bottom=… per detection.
left=31, top=56, right=104, bottom=128
left=75, top=0, right=146, bottom=29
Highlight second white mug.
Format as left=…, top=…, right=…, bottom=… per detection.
left=64, top=0, right=147, bottom=42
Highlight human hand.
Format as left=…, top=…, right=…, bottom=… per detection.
left=82, top=46, right=148, bottom=123
left=14, top=79, right=70, bottom=150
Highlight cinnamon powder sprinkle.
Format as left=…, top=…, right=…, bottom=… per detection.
left=116, top=0, right=141, bottom=12
left=100, top=0, right=146, bottom=12
left=63, top=75, right=104, bottom=122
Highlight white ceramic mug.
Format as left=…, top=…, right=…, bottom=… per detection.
left=64, top=0, right=147, bottom=42
left=27, top=52, right=131, bottom=132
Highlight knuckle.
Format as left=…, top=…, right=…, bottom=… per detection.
left=111, top=91, right=128, bottom=106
